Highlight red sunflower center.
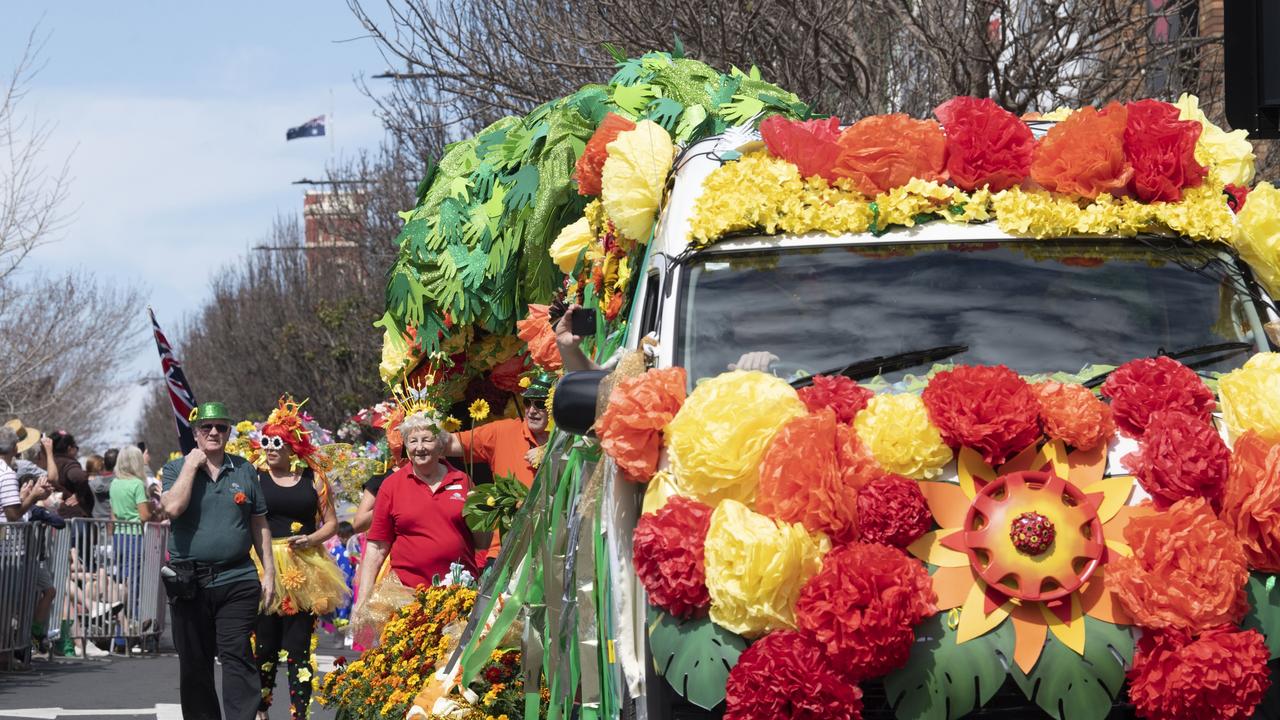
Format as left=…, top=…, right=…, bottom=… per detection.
left=1009, top=511, right=1056, bottom=555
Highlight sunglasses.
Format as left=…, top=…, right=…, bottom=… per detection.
left=197, top=423, right=230, bottom=434
left=260, top=436, right=287, bottom=450
left=523, top=397, right=546, bottom=409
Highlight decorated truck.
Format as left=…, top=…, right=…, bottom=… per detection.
left=351, top=51, right=1280, bottom=720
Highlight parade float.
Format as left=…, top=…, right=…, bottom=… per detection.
left=323, top=48, right=1280, bottom=720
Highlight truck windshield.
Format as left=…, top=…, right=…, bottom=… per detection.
left=676, top=239, right=1263, bottom=384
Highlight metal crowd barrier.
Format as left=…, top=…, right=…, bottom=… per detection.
left=47, top=518, right=168, bottom=656
left=1, top=522, right=40, bottom=656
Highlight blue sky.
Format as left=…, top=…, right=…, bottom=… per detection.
left=2, top=3, right=395, bottom=444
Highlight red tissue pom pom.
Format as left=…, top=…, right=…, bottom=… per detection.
left=795, top=543, right=937, bottom=682
left=856, top=475, right=933, bottom=548
left=933, top=96, right=1035, bottom=192
left=1128, top=626, right=1271, bottom=720
left=1123, top=99, right=1207, bottom=203
left=921, top=365, right=1042, bottom=466
left=797, top=374, right=874, bottom=425
left=724, top=630, right=863, bottom=720
left=632, top=496, right=714, bottom=618
left=761, top=115, right=844, bottom=183
left=574, top=113, right=637, bottom=196
left=1100, top=356, right=1215, bottom=438
left=1122, top=410, right=1230, bottom=509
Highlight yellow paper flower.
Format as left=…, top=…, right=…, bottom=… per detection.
left=297, top=667, right=312, bottom=683
left=1039, top=106, right=1074, bottom=121
left=468, top=399, right=490, bottom=421
left=665, top=370, right=807, bottom=505
left=1233, top=182, right=1280, bottom=296
left=518, top=376, right=531, bottom=389
left=441, top=416, right=462, bottom=433
left=235, top=420, right=255, bottom=434
left=601, top=120, right=675, bottom=243
left=378, top=325, right=421, bottom=385
left=1175, top=94, right=1256, bottom=187
left=549, top=216, right=594, bottom=273
left=854, top=393, right=953, bottom=479
left=703, top=499, right=830, bottom=638
left=641, top=470, right=680, bottom=515
left=1219, top=352, right=1280, bottom=441
left=289, top=521, right=303, bottom=533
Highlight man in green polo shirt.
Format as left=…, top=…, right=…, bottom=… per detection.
left=161, top=402, right=275, bottom=720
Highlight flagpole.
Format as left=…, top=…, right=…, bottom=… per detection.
left=329, top=87, right=335, bottom=158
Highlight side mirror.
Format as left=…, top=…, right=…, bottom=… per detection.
left=551, top=370, right=609, bottom=436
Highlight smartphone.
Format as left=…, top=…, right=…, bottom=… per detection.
left=570, top=307, right=597, bottom=337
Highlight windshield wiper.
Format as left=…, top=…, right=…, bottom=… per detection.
left=791, top=344, right=969, bottom=387
left=1081, top=342, right=1254, bottom=389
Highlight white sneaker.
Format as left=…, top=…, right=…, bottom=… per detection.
left=83, top=642, right=109, bottom=657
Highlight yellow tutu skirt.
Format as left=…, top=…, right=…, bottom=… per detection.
left=255, top=539, right=351, bottom=616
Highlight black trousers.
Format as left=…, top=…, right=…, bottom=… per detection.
left=170, top=579, right=261, bottom=720
left=255, top=611, right=316, bottom=718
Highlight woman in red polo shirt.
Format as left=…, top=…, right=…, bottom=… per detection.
left=354, top=411, right=490, bottom=639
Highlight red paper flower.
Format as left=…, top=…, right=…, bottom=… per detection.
left=760, top=115, right=844, bottom=183
left=487, top=354, right=527, bottom=393
left=1225, top=184, right=1250, bottom=214
left=921, top=365, right=1042, bottom=466
left=1030, top=103, right=1133, bottom=199
left=724, top=630, right=863, bottom=720
left=632, top=496, right=714, bottom=618
left=1128, top=626, right=1271, bottom=720
left=795, top=542, right=937, bottom=681
left=1123, top=99, right=1207, bottom=203
left=596, top=367, right=688, bottom=482
left=797, top=374, right=873, bottom=425
left=833, top=114, right=948, bottom=196
left=574, top=112, right=637, bottom=196
left=933, top=96, right=1035, bottom=192
left=856, top=475, right=933, bottom=548
left=514, top=304, right=563, bottom=372
left=1106, top=497, right=1249, bottom=632
left=233, top=492, right=247, bottom=505
left=1121, top=410, right=1229, bottom=509
left=1032, top=381, right=1116, bottom=450
left=1221, top=431, right=1280, bottom=572
left=1100, top=356, right=1215, bottom=438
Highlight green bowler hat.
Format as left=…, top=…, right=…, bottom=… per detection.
left=523, top=372, right=556, bottom=400
left=191, top=402, right=231, bottom=423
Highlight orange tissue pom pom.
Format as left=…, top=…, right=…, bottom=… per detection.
left=1221, top=431, right=1280, bottom=572
left=596, top=367, right=688, bottom=482
left=1033, top=381, right=1116, bottom=450
left=1030, top=103, right=1133, bottom=199
left=833, top=114, right=947, bottom=196
left=514, top=304, right=562, bottom=372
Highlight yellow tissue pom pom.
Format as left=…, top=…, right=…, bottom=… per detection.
left=235, top=421, right=256, bottom=434
left=854, top=393, right=953, bottom=479
left=601, top=120, right=675, bottom=243
left=549, top=216, right=594, bottom=273
left=1232, top=182, right=1280, bottom=296
left=703, top=499, right=829, bottom=638
left=1219, top=352, right=1280, bottom=442
left=665, top=370, right=807, bottom=505
left=1175, top=94, right=1256, bottom=187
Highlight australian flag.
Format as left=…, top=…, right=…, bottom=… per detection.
left=148, top=308, right=199, bottom=453
left=286, top=115, right=326, bottom=141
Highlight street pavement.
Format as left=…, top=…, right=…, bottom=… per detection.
left=0, top=611, right=348, bottom=720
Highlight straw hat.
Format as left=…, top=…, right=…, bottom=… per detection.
left=3, top=419, right=42, bottom=455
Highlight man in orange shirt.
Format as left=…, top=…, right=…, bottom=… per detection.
left=442, top=374, right=553, bottom=566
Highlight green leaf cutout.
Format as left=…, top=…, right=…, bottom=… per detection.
left=647, top=607, right=746, bottom=710
left=646, top=97, right=684, bottom=132
left=612, top=83, right=658, bottom=117
left=721, top=94, right=765, bottom=126
left=884, top=613, right=1013, bottom=720
left=1243, top=573, right=1280, bottom=659
left=1010, top=617, right=1133, bottom=720
left=502, top=165, right=540, bottom=213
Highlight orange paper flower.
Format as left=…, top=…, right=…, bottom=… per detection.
left=833, top=114, right=947, bottom=196
left=1030, top=103, right=1133, bottom=199
left=1106, top=497, right=1249, bottom=632
left=1033, top=381, right=1116, bottom=450
left=596, top=367, right=688, bottom=482
left=233, top=492, right=247, bottom=505
left=1221, top=431, right=1280, bottom=572
left=574, top=112, right=636, bottom=196
left=514, top=304, right=562, bottom=372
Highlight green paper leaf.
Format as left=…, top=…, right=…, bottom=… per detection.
left=601, top=42, right=627, bottom=64
left=647, top=608, right=746, bottom=710
left=502, top=165, right=540, bottom=213
left=612, top=83, right=658, bottom=117
left=672, top=35, right=685, bottom=59
left=718, top=150, right=741, bottom=162
left=884, top=614, right=1013, bottom=720
left=674, top=104, right=708, bottom=143
left=646, top=97, right=684, bottom=133
left=721, top=94, right=765, bottom=126
left=1010, top=617, right=1133, bottom=720
left=1243, top=572, right=1280, bottom=659
left=447, top=176, right=471, bottom=203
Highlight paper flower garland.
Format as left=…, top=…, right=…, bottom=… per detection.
left=794, top=542, right=937, bottom=681
left=632, top=496, right=713, bottom=618
left=796, top=374, right=873, bottom=425
left=1106, top=497, right=1249, bottom=633
left=854, top=393, right=953, bottom=479
left=834, top=114, right=947, bottom=196
left=723, top=630, right=863, bottom=720
left=1218, top=351, right=1280, bottom=441
left=759, top=115, right=843, bottom=183
left=596, top=367, right=687, bottom=482
left=1127, top=627, right=1271, bottom=720
left=600, top=120, right=675, bottom=243
left=855, top=475, right=933, bottom=548
left=1121, top=410, right=1230, bottom=509
left=1100, top=356, right=1215, bottom=437
left=1220, top=431, right=1280, bottom=572
left=666, top=371, right=807, bottom=505
left=1030, top=102, right=1132, bottom=199
left=921, top=364, right=1042, bottom=466
left=703, top=500, right=830, bottom=638
left=1032, top=381, right=1116, bottom=450
left=933, top=96, right=1034, bottom=192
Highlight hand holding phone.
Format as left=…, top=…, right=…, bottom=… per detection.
left=570, top=307, right=597, bottom=337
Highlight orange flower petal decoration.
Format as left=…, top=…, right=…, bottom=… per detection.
left=1221, top=431, right=1280, bottom=572
left=574, top=112, right=636, bottom=197
left=514, top=304, right=563, bottom=372
left=1106, top=497, right=1249, bottom=632
left=833, top=114, right=947, bottom=196
left=1030, top=103, right=1134, bottom=200
left=596, top=367, right=688, bottom=482
left=1033, top=381, right=1116, bottom=451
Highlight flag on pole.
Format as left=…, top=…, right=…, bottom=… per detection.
left=286, top=115, right=326, bottom=141
left=148, top=307, right=199, bottom=453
